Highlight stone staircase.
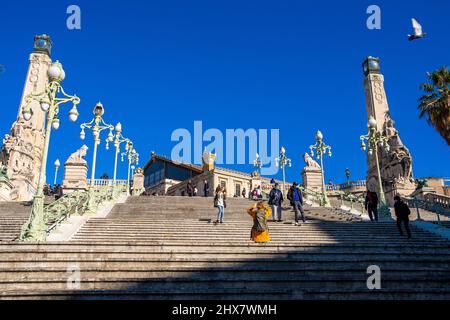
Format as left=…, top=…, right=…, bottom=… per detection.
left=0, top=196, right=449, bottom=300
left=0, top=202, right=31, bottom=241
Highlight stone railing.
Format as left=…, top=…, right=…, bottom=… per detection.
left=326, top=180, right=366, bottom=192
left=87, top=179, right=128, bottom=188
left=401, top=195, right=450, bottom=223
left=424, top=193, right=450, bottom=209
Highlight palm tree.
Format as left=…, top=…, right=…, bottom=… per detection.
left=418, top=66, right=450, bottom=145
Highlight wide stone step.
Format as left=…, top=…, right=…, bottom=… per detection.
left=1, top=277, right=450, bottom=292
left=0, top=288, right=292, bottom=300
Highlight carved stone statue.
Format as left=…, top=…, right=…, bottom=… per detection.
left=303, top=153, right=321, bottom=169
left=66, top=145, right=88, bottom=164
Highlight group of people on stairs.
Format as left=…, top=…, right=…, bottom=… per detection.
left=213, top=182, right=413, bottom=244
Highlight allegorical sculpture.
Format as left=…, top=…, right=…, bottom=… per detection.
left=62, top=145, right=89, bottom=193
left=301, top=152, right=322, bottom=193
left=202, top=148, right=216, bottom=172
left=0, top=35, right=53, bottom=201
left=362, top=56, right=416, bottom=205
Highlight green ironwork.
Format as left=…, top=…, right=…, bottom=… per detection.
left=106, top=122, right=131, bottom=199
left=309, top=130, right=332, bottom=207
left=20, top=60, right=80, bottom=241
left=21, top=190, right=89, bottom=240
left=121, top=142, right=139, bottom=196
left=80, top=102, right=114, bottom=213
left=360, top=116, right=392, bottom=221
left=275, top=147, right=291, bottom=198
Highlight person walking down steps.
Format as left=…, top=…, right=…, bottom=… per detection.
left=213, top=186, right=226, bottom=224
left=247, top=201, right=272, bottom=243
left=287, top=182, right=306, bottom=226
left=394, top=195, right=412, bottom=239
left=268, top=183, right=283, bottom=222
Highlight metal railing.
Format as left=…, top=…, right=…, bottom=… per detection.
left=20, top=190, right=90, bottom=239
left=20, top=182, right=126, bottom=241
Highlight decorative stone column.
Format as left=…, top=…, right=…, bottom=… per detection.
left=1, top=35, right=53, bottom=201
left=362, top=56, right=416, bottom=205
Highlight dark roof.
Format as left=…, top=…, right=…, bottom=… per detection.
left=142, top=153, right=203, bottom=173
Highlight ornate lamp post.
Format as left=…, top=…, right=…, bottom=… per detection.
left=121, top=142, right=139, bottom=196
left=80, top=102, right=114, bottom=213
left=309, top=130, right=332, bottom=207
left=345, top=167, right=351, bottom=186
left=106, top=122, right=130, bottom=198
left=360, top=116, right=391, bottom=220
left=20, top=61, right=80, bottom=241
left=53, top=159, right=60, bottom=186
left=253, top=153, right=262, bottom=177
left=275, top=147, right=291, bottom=197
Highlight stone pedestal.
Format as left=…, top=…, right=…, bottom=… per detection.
left=132, top=168, right=144, bottom=196
left=301, top=168, right=322, bottom=193
left=62, top=163, right=88, bottom=193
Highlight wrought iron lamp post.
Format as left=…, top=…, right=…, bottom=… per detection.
left=359, top=116, right=391, bottom=220
left=121, top=142, right=139, bottom=196
left=253, top=153, right=262, bottom=177
left=80, top=102, right=114, bottom=213
left=309, top=130, right=332, bottom=207
left=106, top=122, right=130, bottom=198
left=275, top=147, right=291, bottom=198
left=345, top=167, right=351, bottom=187
left=53, top=159, right=60, bottom=186
left=20, top=60, right=80, bottom=241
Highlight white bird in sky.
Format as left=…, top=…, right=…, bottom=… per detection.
left=408, top=18, right=427, bottom=41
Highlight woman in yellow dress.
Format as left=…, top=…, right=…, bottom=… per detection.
left=246, top=201, right=272, bottom=243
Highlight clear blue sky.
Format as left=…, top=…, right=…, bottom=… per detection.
left=0, top=0, right=449, bottom=184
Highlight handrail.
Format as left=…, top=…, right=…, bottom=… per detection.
left=20, top=190, right=90, bottom=240
left=20, top=184, right=123, bottom=241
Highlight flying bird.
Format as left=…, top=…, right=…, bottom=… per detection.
left=408, top=18, right=427, bottom=41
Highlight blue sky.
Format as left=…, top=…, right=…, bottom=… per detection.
left=0, top=0, right=449, bottom=185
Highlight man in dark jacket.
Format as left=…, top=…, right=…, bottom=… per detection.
left=287, top=182, right=306, bottom=226
left=268, top=183, right=284, bottom=222
left=203, top=180, right=209, bottom=197
left=364, top=190, right=379, bottom=222
left=394, top=195, right=412, bottom=238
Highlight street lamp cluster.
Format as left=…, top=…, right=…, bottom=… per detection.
left=20, top=60, right=139, bottom=240
left=309, top=130, right=332, bottom=207
left=360, top=116, right=391, bottom=219
left=20, top=60, right=80, bottom=241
